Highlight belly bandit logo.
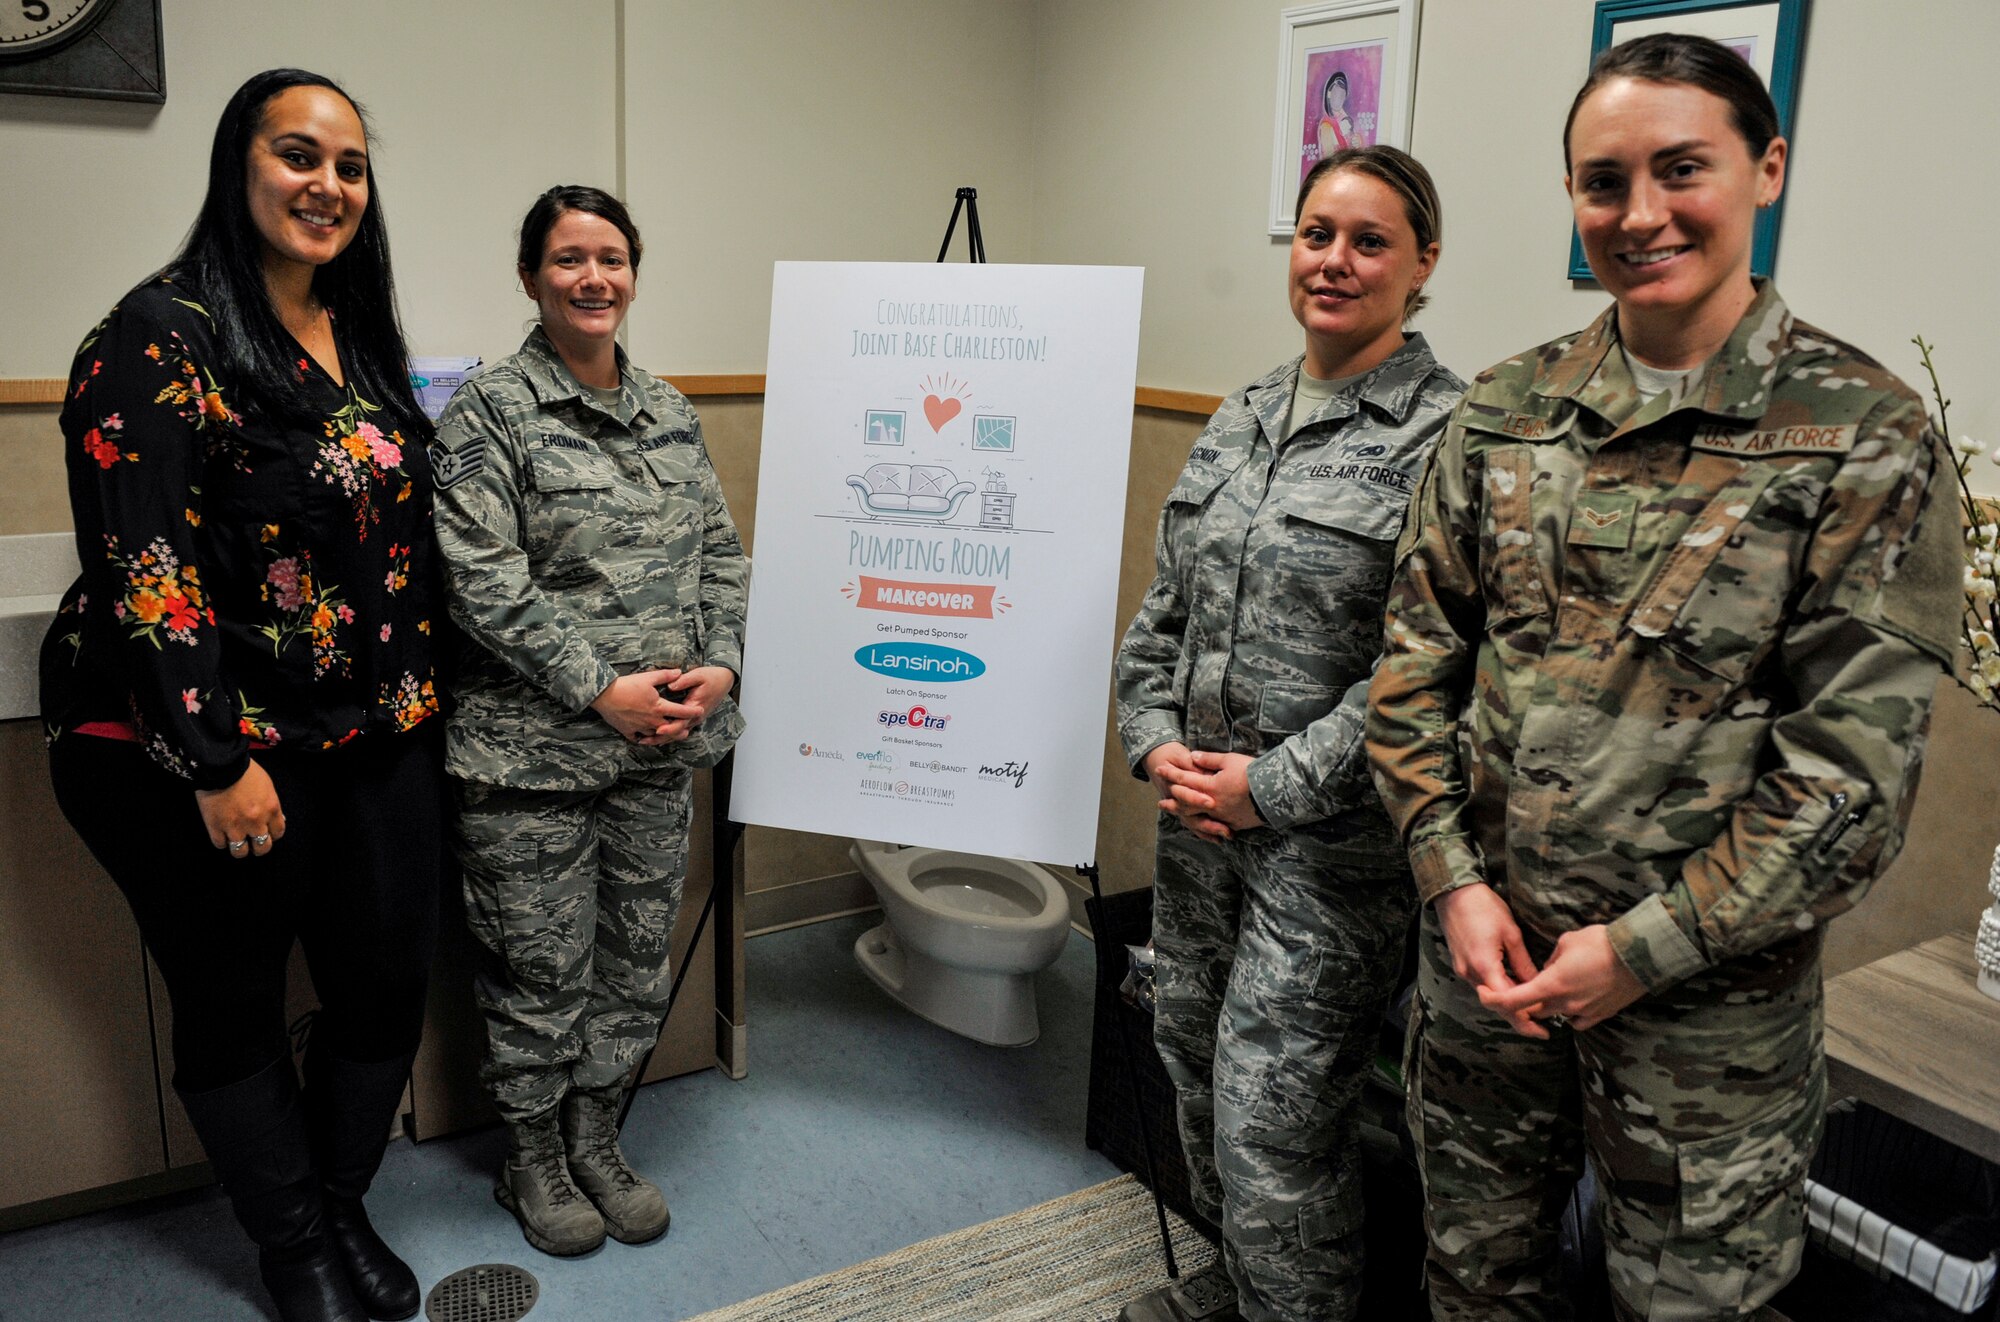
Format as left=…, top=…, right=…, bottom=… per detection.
left=878, top=705, right=951, bottom=731
left=853, top=642, right=986, bottom=682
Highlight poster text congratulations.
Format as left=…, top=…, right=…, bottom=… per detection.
left=851, top=300, right=1048, bottom=362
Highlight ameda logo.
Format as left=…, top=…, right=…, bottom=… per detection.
left=853, top=642, right=985, bottom=682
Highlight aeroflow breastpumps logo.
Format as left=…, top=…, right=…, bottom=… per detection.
left=853, top=642, right=985, bottom=682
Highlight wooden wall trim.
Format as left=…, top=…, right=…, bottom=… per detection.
left=2, top=374, right=1224, bottom=418
left=0, top=380, right=65, bottom=406
left=1134, top=386, right=1224, bottom=416
left=660, top=373, right=765, bottom=397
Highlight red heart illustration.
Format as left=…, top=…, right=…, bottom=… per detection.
left=923, top=395, right=962, bottom=431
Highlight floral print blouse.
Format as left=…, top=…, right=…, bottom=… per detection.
left=39, top=276, right=442, bottom=789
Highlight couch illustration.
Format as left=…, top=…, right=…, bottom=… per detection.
left=846, top=463, right=978, bottom=520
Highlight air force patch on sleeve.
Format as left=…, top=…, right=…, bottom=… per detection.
left=429, top=438, right=487, bottom=490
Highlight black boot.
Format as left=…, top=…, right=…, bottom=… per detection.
left=304, top=1047, right=422, bottom=1321
left=176, top=1058, right=367, bottom=1322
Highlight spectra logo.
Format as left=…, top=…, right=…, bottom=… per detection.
left=878, top=705, right=951, bottom=731
left=853, top=642, right=985, bottom=682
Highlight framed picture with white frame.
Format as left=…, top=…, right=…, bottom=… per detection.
left=1266, top=0, right=1423, bottom=237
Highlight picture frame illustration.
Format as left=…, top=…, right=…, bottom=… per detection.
left=1267, top=0, right=1423, bottom=237
left=1565, top=0, right=1809, bottom=280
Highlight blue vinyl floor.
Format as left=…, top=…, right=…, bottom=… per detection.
left=0, top=913, right=1121, bottom=1321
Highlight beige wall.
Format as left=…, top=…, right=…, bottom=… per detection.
left=620, top=0, right=1040, bottom=375
left=6, top=1, right=1997, bottom=917
left=1029, top=0, right=2000, bottom=496
left=0, top=0, right=618, bottom=378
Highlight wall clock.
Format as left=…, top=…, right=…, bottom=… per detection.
left=0, top=0, right=164, bottom=103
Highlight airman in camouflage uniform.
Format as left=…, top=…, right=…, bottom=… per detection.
left=432, top=325, right=746, bottom=1251
left=1116, top=333, right=1465, bottom=1321
left=1367, top=284, right=1961, bottom=1319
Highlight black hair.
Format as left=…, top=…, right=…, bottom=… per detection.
left=516, top=185, right=644, bottom=277
left=166, top=68, right=429, bottom=440
left=1563, top=32, right=1781, bottom=170
left=1294, top=145, right=1443, bottom=317
left=1322, top=69, right=1349, bottom=113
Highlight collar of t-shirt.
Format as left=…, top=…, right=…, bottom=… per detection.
left=584, top=381, right=625, bottom=415
left=1620, top=345, right=1698, bottom=408
left=1283, top=365, right=1368, bottom=439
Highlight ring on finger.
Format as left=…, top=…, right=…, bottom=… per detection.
left=251, top=833, right=272, bottom=847
left=227, top=839, right=247, bottom=853
left=1546, top=1012, right=1569, bottom=1029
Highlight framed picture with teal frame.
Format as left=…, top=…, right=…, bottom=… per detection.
left=1566, top=0, right=1809, bottom=281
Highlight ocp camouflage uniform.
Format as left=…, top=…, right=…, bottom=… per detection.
left=1366, top=285, right=1961, bottom=1320
left=1116, top=335, right=1464, bottom=1321
left=432, top=328, right=747, bottom=1123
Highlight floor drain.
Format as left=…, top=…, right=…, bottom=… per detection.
left=425, top=1263, right=540, bottom=1322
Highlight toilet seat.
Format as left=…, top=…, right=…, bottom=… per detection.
left=862, top=846, right=1066, bottom=930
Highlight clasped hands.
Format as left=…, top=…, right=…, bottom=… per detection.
left=592, top=665, right=735, bottom=745
left=1434, top=882, right=1645, bottom=1038
left=1142, top=742, right=1265, bottom=841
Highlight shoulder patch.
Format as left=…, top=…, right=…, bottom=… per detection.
left=429, top=438, right=487, bottom=490
left=1692, top=422, right=1858, bottom=457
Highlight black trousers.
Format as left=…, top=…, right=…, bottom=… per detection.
left=49, top=727, right=443, bottom=1092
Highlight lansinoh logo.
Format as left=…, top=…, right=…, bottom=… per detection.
left=853, top=642, right=985, bottom=682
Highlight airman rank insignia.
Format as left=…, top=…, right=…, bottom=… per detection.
left=429, top=438, right=487, bottom=491
left=1567, top=490, right=1639, bottom=549
left=1691, top=422, right=1858, bottom=456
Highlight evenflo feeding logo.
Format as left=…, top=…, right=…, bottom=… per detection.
left=878, top=705, right=951, bottom=732
left=853, top=642, right=985, bottom=682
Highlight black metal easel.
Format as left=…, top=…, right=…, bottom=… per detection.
left=936, top=186, right=987, bottom=263
left=942, top=185, right=1176, bottom=1277
left=1079, top=862, right=1181, bottom=1280
left=617, top=752, right=744, bottom=1134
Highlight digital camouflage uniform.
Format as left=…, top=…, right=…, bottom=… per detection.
left=432, top=328, right=747, bottom=1123
left=1116, top=335, right=1465, bottom=1322
left=1366, top=285, right=1961, bottom=1321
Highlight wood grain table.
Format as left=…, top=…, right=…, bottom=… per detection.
left=1823, top=932, right=2000, bottom=1164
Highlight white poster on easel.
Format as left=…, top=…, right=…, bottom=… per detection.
left=728, top=261, right=1144, bottom=864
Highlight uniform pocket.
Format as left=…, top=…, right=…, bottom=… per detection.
left=1265, top=486, right=1404, bottom=637
left=1254, top=680, right=1338, bottom=737
left=1477, top=446, right=1545, bottom=625
left=1660, top=1106, right=1817, bottom=1314
left=528, top=449, right=616, bottom=492
left=1627, top=458, right=1794, bottom=684
left=457, top=798, right=589, bottom=994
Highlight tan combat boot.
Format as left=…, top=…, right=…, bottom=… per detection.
left=561, top=1085, right=671, bottom=1244
left=494, top=1107, right=607, bottom=1257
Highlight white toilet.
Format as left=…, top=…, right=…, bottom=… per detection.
left=848, top=840, right=1072, bottom=1047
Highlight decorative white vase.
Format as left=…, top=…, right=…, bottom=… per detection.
left=1977, top=845, right=2000, bottom=1002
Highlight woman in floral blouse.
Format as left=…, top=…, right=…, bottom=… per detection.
left=39, top=69, right=440, bottom=1322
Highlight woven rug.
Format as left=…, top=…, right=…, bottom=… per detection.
left=684, top=1175, right=1217, bottom=1322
